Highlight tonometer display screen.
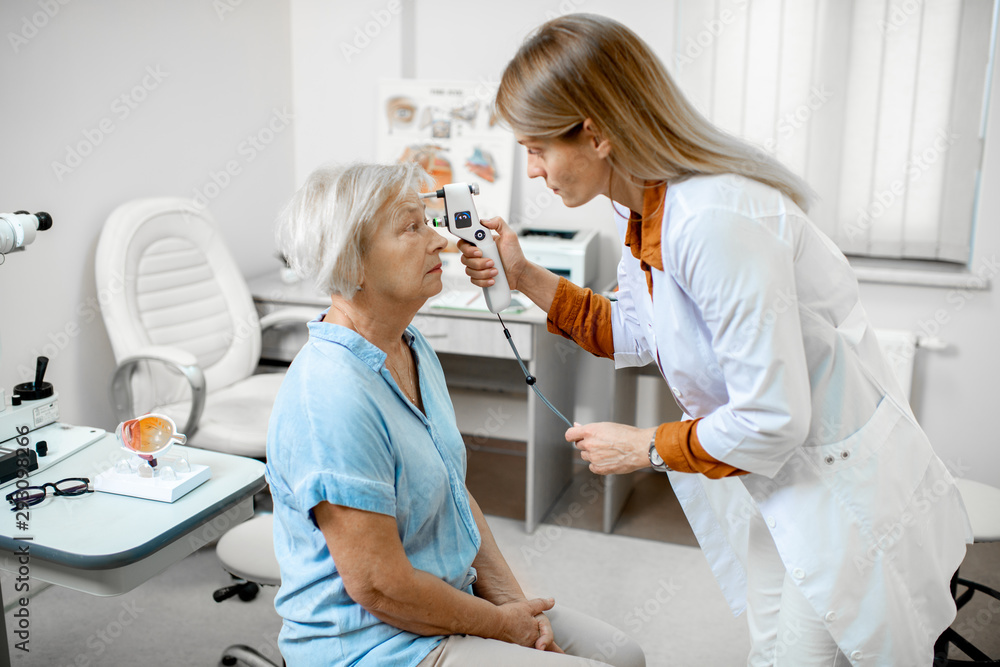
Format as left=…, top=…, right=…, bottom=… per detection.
left=454, top=211, right=472, bottom=229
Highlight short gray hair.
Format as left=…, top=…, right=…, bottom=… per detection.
left=276, top=162, right=433, bottom=298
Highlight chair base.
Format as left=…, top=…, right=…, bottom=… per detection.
left=213, top=580, right=260, bottom=603
left=934, top=571, right=1000, bottom=665
left=220, top=644, right=284, bottom=667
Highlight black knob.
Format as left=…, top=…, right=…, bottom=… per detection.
left=34, top=212, right=52, bottom=231
left=13, top=356, right=54, bottom=400
left=34, top=356, right=48, bottom=386
left=36, top=441, right=48, bottom=457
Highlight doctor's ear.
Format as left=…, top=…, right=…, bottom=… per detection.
left=581, top=118, right=612, bottom=158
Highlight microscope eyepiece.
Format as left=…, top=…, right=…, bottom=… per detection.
left=0, top=211, right=52, bottom=254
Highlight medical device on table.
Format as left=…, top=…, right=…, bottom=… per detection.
left=420, top=184, right=572, bottom=428
left=0, top=211, right=107, bottom=486
left=0, top=211, right=52, bottom=257
left=519, top=227, right=599, bottom=288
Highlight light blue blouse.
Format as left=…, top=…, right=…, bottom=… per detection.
left=265, top=313, right=482, bottom=667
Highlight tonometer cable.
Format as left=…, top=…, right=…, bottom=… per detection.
left=496, top=313, right=573, bottom=428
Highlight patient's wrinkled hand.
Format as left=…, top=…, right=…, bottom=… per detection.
left=535, top=613, right=564, bottom=653
left=496, top=597, right=555, bottom=648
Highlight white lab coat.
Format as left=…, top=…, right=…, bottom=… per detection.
left=609, top=174, right=973, bottom=666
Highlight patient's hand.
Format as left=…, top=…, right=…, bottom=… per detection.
left=496, top=597, right=555, bottom=647
left=536, top=613, right=564, bottom=653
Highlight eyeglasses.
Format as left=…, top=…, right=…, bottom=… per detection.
left=6, top=477, right=93, bottom=511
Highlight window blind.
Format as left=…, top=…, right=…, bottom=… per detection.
left=673, top=0, right=996, bottom=264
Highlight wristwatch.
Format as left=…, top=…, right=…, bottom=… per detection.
left=648, top=435, right=671, bottom=472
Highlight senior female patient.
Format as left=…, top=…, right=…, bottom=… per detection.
left=265, top=162, right=645, bottom=667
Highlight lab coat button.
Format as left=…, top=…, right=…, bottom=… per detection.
left=825, top=611, right=836, bottom=622
left=766, top=516, right=776, bottom=528
left=672, top=387, right=683, bottom=398
left=850, top=650, right=863, bottom=660
left=792, top=568, right=805, bottom=579
left=824, top=455, right=835, bottom=465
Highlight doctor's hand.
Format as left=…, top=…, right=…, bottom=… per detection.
left=457, top=216, right=529, bottom=292
left=566, top=422, right=658, bottom=476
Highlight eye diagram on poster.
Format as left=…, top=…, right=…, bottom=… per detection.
left=376, top=79, right=515, bottom=224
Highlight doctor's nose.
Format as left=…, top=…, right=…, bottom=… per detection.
left=526, top=157, right=545, bottom=180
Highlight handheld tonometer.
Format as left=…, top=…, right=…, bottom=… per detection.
left=419, top=183, right=511, bottom=313
left=420, top=183, right=572, bottom=429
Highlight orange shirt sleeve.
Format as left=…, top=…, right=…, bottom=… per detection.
left=549, top=277, right=746, bottom=478
left=655, top=419, right=747, bottom=479
left=545, top=277, right=616, bottom=360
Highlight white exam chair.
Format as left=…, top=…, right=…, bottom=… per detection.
left=94, top=197, right=315, bottom=458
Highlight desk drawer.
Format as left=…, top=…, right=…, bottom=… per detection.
left=414, top=314, right=533, bottom=361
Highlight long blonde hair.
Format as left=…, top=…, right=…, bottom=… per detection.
left=496, top=13, right=814, bottom=211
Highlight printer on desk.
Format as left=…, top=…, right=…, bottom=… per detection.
left=518, top=228, right=599, bottom=288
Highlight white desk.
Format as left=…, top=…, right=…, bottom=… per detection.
left=248, top=272, right=577, bottom=534
left=0, top=430, right=265, bottom=665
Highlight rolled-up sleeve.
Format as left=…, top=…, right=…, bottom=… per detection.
left=668, top=208, right=812, bottom=477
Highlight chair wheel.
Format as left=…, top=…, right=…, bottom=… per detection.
left=238, top=582, right=260, bottom=602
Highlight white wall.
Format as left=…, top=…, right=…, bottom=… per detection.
left=0, top=0, right=294, bottom=429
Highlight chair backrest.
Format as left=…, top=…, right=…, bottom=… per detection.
left=95, top=198, right=261, bottom=406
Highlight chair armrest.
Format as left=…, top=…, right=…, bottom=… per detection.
left=109, top=345, right=207, bottom=439
left=259, top=306, right=318, bottom=332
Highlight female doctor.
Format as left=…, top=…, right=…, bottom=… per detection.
left=459, top=13, right=973, bottom=667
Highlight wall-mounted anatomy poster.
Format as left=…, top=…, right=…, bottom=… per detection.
left=376, top=79, right=515, bottom=223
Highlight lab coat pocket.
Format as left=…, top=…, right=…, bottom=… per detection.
left=804, top=395, right=900, bottom=472
left=804, top=396, right=933, bottom=533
